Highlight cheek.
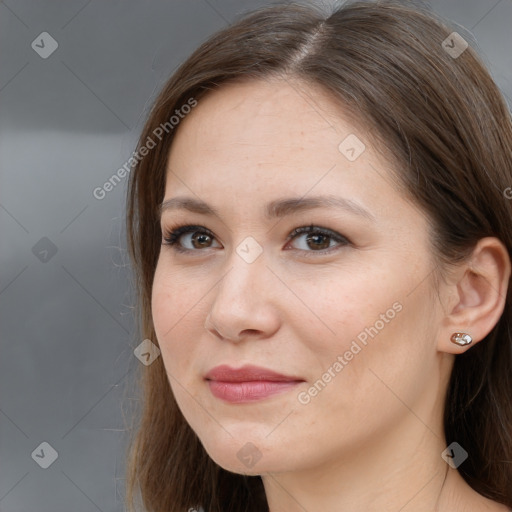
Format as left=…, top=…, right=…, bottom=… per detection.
left=151, top=260, right=201, bottom=329
left=151, top=264, right=199, bottom=370
left=291, top=263, right=432, bottom=397
left=151, top=269, right=206, bottom=415
left=151, top=266, right=173, bottom=341
left=285, top=265, right=405, bottom=359
left=307, top=285, right=436, bottom=424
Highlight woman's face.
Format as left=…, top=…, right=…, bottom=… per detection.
left=152, top=78, right=448, bottom=475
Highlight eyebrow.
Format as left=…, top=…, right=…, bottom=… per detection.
left=159, top=194, right=375, bottom=222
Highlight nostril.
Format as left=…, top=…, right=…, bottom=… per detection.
left=241, top=329, right=260, bottom=336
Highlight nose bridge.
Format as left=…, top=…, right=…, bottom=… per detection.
left=213, top=243, right=266, bottom=308
left=206, top=242, right=277, bottom=340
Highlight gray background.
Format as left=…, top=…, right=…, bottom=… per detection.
left=0, top=0, right=510, bottom=511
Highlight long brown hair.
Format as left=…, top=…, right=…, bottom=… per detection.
left=123, top=1, right=512, bottom=510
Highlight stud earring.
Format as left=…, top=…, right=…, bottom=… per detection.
left=450, top=332, right=473, bottom=346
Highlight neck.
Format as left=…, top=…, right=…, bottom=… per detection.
left=261, top=412, right=460, bottom=512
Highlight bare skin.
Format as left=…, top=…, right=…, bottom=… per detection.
left=151, top=78, right=511, bottom=512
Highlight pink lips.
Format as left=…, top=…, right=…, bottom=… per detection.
left=204, top=364, right=304, bottom=403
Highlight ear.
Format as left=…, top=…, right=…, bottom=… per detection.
left=437, top=237, right=511, bottom=354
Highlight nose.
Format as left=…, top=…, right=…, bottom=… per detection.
left=204, top=254, right=281, bottom=343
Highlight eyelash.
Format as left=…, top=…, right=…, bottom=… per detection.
left=161, top=223, right=351, bottom=256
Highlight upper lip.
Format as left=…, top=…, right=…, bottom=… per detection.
left=205, top=364, right=304, bottom=383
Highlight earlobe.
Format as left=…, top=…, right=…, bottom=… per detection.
left=449, top=332, right=473, bottom=346
left=437, top=237, right=511, bottom=355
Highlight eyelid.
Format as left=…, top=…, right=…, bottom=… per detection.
left=161, top=223, right=351, bottom=254
left=287, top=225, right=350, bottom=245
left=161, top=224, right=219, bottom=252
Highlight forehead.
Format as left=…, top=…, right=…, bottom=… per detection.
left=167, top=79, right=373, bottom=180
left=197, top=78, right=339, bottom=126
left=163, top=79, right=416, bottom=225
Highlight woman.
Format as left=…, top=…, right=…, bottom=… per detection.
left=123, top=1, right=512, bottom=510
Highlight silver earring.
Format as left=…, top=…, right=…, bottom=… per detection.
left=450, top=332, right=473, bottom=346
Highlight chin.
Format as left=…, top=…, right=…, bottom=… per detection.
left=207, top=450, right=276, bottom=476
left=198, top=435, right=281, bottom=476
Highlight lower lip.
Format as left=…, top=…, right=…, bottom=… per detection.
left=207, top=380, right=302, bottom=403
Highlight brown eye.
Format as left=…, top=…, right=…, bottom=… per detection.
left=287, top=225, right=349, bottom=252
left=162, top=225, right=221, bottom=252
left=162, top=224, right=349, bottom=255
left=190, top=232, right=213, bottom=249
left=304, top=232, right=331, bottom=250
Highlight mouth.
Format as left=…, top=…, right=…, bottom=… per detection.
left=204, top=364, right=305, bottom=403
